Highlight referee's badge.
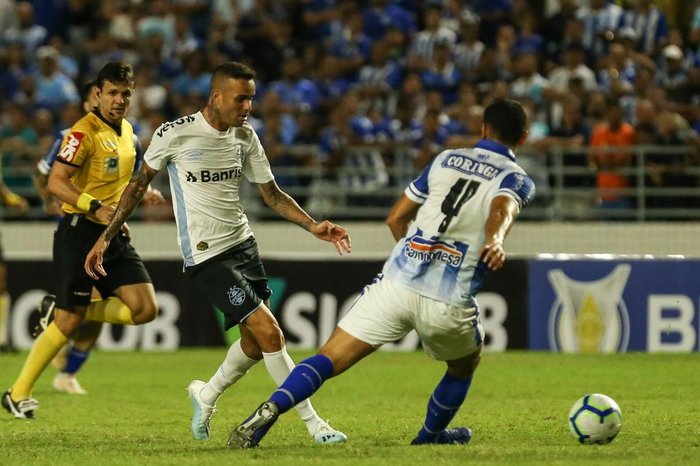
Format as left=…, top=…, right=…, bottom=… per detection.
left=228, top=287, right=245, bottom=306
left=104, top=156, right=119, bottom=174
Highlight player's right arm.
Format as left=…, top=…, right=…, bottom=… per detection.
left=386, top=194, right=420, bottom=241
left=84, top=163, right=158, bottom=279
left=479, top=195, right=520, bottom=271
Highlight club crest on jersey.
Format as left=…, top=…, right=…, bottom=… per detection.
left=59, top=131, right=85, bottom=163
left=403, top=234, right=464, bottom=267
left=104, top=156, right=119, bottom=174
left=196, top=241, right=208, bottom=251
left=234, top=144, right=244, bottom=157
left=228, top=287, right=245, bottom=306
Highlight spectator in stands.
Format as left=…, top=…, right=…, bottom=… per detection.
left=619, top=0, right=669, bottom=56
left=419, top=40, right=462, bottom=106
left=588, top=99, right=636, bottom=212
left=509, top=50, right=548, bottom=114
left=576, top=0, right=624, bottom=65
left=267, top=55, right=321, bottom=116
left=544, top=42, right=597, bottom=131
left=541, top=0, right=580, bottom=59
left=453, top=11, right=484, bottom=79
left=327, top=6, right=373, bottom=82
left=406, top=3, right=457, bottom=73
left=361, top=0, right=415, bottom=42
left=2, top=2, right=47, bottom=59
left=33, top=46, right=80, bottom=115
left=357, top=39, right=403, bottom=116
left=0, top=42, right=33, bottom=105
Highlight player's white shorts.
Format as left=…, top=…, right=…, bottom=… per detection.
left=338, top=276, right=483, bottom=361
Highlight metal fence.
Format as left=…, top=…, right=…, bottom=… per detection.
left=2, top=144, right=698, bottom=222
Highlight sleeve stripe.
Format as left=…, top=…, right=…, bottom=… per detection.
left=406, top=183, right=428, bottom=203
left=56, top=158, right=80, bottom=168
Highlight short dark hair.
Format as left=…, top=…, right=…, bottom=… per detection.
left=81, top=79, right=96, bottom=103
left=96, top=61, right=134, bottom=89
left=213, top=61, right=256, bottom=82
left=483, top=98, right=527, bottom=147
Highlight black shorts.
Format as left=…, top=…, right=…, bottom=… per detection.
left=53, top=214, right=152, bottom=308
left=185, top=237, right=271, bottom=330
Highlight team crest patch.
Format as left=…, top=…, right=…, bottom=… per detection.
left=234, top=144, right=244, bottom=156
left=104, top=157, right=119, bottom=174
left=228, top=287, right=246, bottom=306
left=196, top=241, right=208, bottom=251
left=59, top=131, right=85, bottom=163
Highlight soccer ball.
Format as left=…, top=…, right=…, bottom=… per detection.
left=568, top=394, right=622, bottom=445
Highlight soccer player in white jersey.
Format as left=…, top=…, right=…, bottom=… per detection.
left=228, top=98, right=536, bottom=449
left=84, top=61, right=351, bottom=445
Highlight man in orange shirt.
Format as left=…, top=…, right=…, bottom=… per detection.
left=588, top=99, right=635, bottom=211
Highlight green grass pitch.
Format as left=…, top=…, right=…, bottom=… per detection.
left=1, top=350, right=699, bottom=465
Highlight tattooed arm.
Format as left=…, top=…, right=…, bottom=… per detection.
left=256, top=180, right=351, bottom=255
left=84, top=164, right=159, bottom=278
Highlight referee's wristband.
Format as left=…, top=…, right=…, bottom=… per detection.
left=77, top=193, right=97, bottom=212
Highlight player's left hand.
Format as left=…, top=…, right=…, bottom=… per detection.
left=310, top=221, right=352, bottom=255
left=144, top=185, right=165, bottom=205
left=479, top=240, right=506, bottom=270
left=85, top=237, right=110, bottom=279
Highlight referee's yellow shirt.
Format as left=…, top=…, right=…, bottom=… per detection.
left=57, top=111, right=137, bottom=222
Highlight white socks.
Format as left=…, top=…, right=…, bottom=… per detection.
left=200, top=339, right=257, bottom=405
left=263, top=347, right=322, bottom=434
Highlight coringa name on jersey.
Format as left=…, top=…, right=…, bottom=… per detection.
left=442, top=153, right=502, bottom=180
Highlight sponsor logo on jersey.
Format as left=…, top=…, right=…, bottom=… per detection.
left=185, top=168, right=242, bottom=182
left=104, top=156, right=119, bottom=174
left=403, top=235, right=464, bottom=267
left=58, top=131, right=85, bottom=163
left=228, top=287, right=246, bottom=306
left=156, top=115, right=196, bottom=137
left=442, top=153, right=502, bottom=180
left=548, top=265, right=631, bottom=353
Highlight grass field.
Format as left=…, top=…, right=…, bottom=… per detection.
left=1, top=349, right=699, bottom=465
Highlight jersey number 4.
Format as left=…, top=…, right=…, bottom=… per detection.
left=439, top=178, right=481, bottom=233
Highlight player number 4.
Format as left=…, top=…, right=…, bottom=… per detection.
left=439, top=178, right=480, bottom=233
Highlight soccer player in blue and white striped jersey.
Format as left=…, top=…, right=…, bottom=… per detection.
left=230, top=98, right=536, bottom=448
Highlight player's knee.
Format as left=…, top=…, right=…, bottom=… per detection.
left=131, top=300, right=158, bottom=324
left=256, top=323, right=285, bottom=352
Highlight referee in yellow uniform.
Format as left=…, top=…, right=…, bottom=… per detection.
left=3, top=62, right=159, bottom=419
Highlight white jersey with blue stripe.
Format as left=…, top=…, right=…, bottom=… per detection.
left=38, top=128, right=143, bottom=175
left=144, top=112, right=274, bottom=267
left=383, top=139, right=535, bottom=307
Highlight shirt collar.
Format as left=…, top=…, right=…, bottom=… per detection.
left=474, top=139, right=516, bottom=162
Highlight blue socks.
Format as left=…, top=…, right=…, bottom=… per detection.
left=269, top=354, right=334, bottom=413
left=414, top=372, right=472, bottom=443
left=63, top=347, right=90, bottom=375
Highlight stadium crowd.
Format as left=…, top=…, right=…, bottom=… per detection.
left=1, top=0, right=700, bottom=220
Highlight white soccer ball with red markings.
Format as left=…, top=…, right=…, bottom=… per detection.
left=568, top=393, right=623, bottom=445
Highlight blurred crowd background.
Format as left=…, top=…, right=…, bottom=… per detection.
left=1, top=0, right=700, bottom=222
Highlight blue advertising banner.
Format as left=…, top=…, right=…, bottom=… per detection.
left=529, top=259, right=700, bottom=353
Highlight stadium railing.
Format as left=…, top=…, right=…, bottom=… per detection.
left=1, top=144, right=698, bottom=222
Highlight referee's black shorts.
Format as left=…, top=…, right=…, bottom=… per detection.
left=53, top=213, right=152, bottom=309
left=185, top=237, right=272, bottom=330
